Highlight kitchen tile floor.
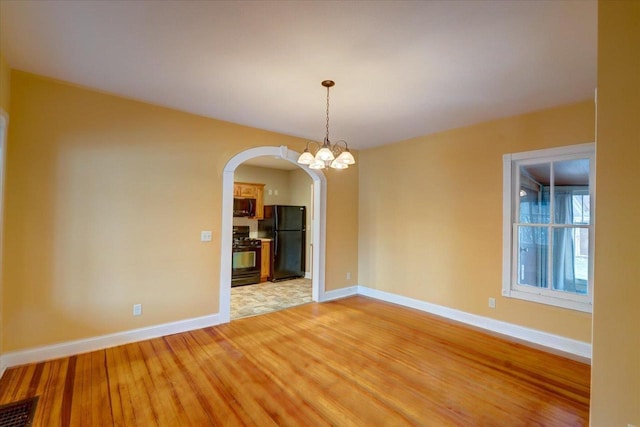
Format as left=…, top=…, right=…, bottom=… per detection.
left=230, top=278, right=312, bottom=320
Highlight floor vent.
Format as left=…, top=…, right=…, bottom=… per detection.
left=0, top=396, right=39, bottom=427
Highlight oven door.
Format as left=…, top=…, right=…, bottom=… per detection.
left=231, top=246, right=261, bottom=286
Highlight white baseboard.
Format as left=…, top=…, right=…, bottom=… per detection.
left=321, top=285, right=358, bottom=302
left=1, top=313, right=221, bottom=371
left=357, top=286, right=592, bottom=363
left=0, top=285, right=592, bottom=377
left=304, top=271, right=312, bottom=279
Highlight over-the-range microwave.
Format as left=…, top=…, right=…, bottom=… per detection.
left=233, top=198, right=256, bottom=217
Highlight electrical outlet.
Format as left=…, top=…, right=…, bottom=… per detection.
left=200, top=230, right=212, bottom=242
left=346, top=272, right=351, bottom=280
left=133, top=303, right=142, bottom=316
left=488, top=297, right=496, bottom=309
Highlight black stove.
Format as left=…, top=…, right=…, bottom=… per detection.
left=231, top=226, right=262, bottom=287
left=232, top=226, right=262, bottom=249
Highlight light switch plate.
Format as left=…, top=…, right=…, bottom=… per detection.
left=200, top=230, right=212, bottom=242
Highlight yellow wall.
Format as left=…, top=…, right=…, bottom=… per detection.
left=0, top=53, right=9, bottom=113
left=0, top=51, right=10, bottom=361
left=590, top=1, right=640, bottom=424
left=327, top=158, right=359, bottom=289
left=2, top=71, right=359, bottom=351
left=359, top=101, right=594, bottom=342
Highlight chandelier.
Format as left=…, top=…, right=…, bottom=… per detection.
left=297, top=80, right=355, bottom=170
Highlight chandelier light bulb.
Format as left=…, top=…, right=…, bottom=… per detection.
left=297, top=150, right=315, bottom=165
left=335, top=150, right=355, bottom=165
left=330, top=159, right=349, bottom=169
left=309, top=159, right=326, bottom=169
left=315, top=146, right=335, bottom=162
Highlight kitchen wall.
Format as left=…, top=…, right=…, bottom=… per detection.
left=359, top=100, right=595, bottom=343
left=234, top=164, right=290, bottom=206
left=2, top=71, right=359, bottom=352
left=590, top=1, right=640, bottom=424
left=231, top=217, right=259, bottom=237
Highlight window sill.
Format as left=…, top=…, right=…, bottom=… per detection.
left=502, top=289, right=593, bottom=313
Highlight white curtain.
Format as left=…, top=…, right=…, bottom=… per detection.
left=553, top=189, right=575, bottom=292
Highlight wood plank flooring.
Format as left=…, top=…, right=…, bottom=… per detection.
left=0, top=296, right=590, bottom=426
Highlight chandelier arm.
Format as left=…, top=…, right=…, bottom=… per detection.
left=328, top=140, right=346, bottom=156
left=305, top=140, right=322, bottom=151
left=334, top=140, right=349, bottom=150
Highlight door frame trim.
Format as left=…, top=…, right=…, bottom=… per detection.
left=0, top=109, right=8, bottom=376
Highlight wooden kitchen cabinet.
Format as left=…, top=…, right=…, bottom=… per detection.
left=254, top=183, right=264, bottom=220
left=234, top=183, right=257, bottom=198
left=260, top=240, right=271, bottom=282
left=234, top=182, right=265, bottom=219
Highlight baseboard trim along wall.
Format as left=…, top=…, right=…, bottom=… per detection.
left=321, top=286, right=359, bottom=302
left=357, top=286, right=592, bottom=363
left=1, top=313, right=221, bottom=372
left=1, top=285, right=591, bottom=374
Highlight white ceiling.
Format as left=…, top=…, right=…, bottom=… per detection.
left=0, top=0, right=597, bottom=150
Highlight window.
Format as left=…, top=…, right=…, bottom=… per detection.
left=502, top=143, right=595, bottom=312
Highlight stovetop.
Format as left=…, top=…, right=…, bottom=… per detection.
left=232, top=225, right=261, bottom=248
left=233, top=237, right=262, bottom=248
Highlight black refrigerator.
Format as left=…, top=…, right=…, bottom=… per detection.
left=258, top=205, right=306, bottom=281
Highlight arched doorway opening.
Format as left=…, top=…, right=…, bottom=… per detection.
left=219, top=145, right=326, bottom=323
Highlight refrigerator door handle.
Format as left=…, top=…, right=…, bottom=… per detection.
left=273, top=231, right=278, bottom=256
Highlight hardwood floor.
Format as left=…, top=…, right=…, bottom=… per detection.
left=0, top=296, right=590, bottom=426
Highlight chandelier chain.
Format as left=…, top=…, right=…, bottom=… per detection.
left=325, top=85, right=330, bottom=143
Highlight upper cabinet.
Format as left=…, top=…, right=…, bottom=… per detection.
left=234, top=182, right=265, bottom=220
left=234, top=183, right=257, bottom=198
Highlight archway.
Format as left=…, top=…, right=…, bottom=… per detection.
left=219, top=145, right=327, bottom=323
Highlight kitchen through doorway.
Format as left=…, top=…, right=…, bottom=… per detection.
left=230, top=153, right=315, bottom=319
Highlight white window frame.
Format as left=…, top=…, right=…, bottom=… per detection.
left=502, top=143, right=595, bottom=313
